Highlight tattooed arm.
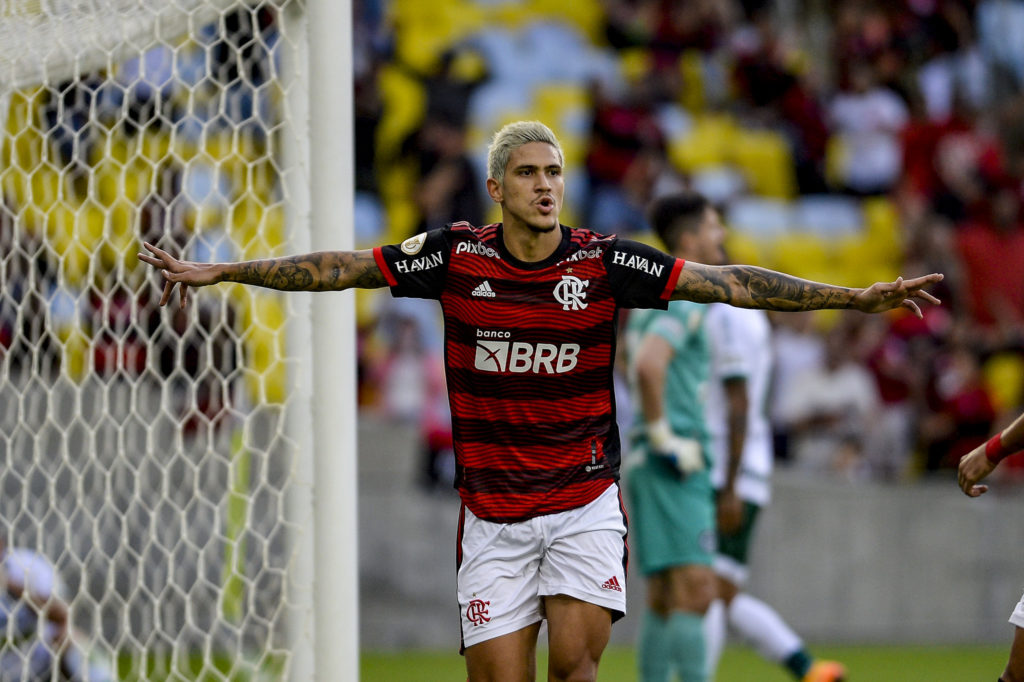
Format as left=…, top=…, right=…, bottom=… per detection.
left=137, top=242, right=387, bottom=308
left=673, top=262, right=943, bottom=317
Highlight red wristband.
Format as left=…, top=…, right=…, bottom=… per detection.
left=985, top=433, right=1010, bottom=464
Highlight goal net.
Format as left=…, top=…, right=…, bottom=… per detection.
left=0, top=1, right=330, bottom=679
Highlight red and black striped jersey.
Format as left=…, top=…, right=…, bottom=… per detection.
left=374, top=222, right=683, bottom=522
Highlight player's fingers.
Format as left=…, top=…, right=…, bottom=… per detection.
left=179, top=283, right=189, bottom=309
left=901, top=299, right=923, bottom=318
left=914, top=289, right=941, bottom=305
left=159, top=278, right=174, bottom=307
left=137, top=252, right=162, bottom=267
left=966, top=484, right=988, bottom=497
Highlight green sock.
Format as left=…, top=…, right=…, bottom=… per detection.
left=667, top=611, right=707, bottom=682
left=638, top=610, right=673, bottom=682
left=783, top=650, right=812, bottom=678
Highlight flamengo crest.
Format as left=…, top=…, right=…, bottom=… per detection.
left=553, top=275, right=589, bottom=311
left=466, top=599, right=490, bottom=626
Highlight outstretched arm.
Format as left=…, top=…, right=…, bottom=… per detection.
left=137, top=242, right=388, bottom=308
left=958, top=411, right=1024, bottom=497
left=672, top=262, right=943, bottom=318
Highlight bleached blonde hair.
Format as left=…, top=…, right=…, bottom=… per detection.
left=486, top=120, right=564, bottom=184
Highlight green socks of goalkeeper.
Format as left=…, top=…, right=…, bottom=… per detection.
left=638, top=609, right=707, bottom=681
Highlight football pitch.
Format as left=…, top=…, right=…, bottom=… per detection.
left=361, top=643, right=1009, bottom=681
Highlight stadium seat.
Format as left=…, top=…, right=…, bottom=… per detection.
left=792, top=194, right=863, bottom=239
left=862, top=196, right=903, bottom=251
left=730, top=127, right=796, bottom=199
left=983, top=352, right=1024, bottom=413
left=724, top=231, right=769, bottom=267
left=678, top=49, right=706, bottom=112
left=767, top=232, right=834, bottom=283
left=691, top=165, right=746, bottom=205
left=725, top=196, right=794, bottom=240
left=375, top=64, right=427, bottom=163
left=668, top=113, right=737, bottom=174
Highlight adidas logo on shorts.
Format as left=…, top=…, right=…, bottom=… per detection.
left=471, top=281, right=496, bottom=298
left=600, top=576, right=622, bottom=592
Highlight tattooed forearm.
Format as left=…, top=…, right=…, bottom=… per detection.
left=675, top=264, right=856, bottom=311
left=222, top=250, right=388, bottom=291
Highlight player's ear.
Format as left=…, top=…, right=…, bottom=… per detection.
left=486, top=177, right=503, bottom=204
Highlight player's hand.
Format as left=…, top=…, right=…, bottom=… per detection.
left=958, top=444, right=997, bottom=497
left=137, top=242, right=222, bottom=309
left=717, top=489, right=744, bottom=534
left=648, top=419, right=704, bottom=474
left=850, top=273, right=943, bottom=318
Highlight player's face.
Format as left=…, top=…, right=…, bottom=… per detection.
left=487, top=142, right=564, bottom=234
left=694, top=207, right=727, bottom=265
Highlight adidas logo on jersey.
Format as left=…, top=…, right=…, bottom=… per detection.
left=600, top=576, right=622, bottom=592
left=471, top=281, right=496, bottom=298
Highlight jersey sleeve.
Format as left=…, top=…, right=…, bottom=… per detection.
left=604, top=238, right=683, bottom=310
left=706, top=304, right=753, bottom=380
left=372, top=228, right=451, bottom=300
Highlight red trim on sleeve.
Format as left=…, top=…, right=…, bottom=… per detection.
left=373, top=246, right=398, bottom=287
left=660, top=258, right=685, bottom=300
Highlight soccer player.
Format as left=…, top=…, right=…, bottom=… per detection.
left=623, top=191, right=725, bottom=682
left=0, top=535, right=111, bottom=682
left=138, top=120, right=942, bottom=682
left=702, top=298, right=845, bottom=682
left=958, top=410, right=1024, bottom=682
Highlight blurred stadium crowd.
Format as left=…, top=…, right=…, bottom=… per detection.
left=3, top=0, right=1024, bottom=486
left=353, top=0, right=1024, bottom=486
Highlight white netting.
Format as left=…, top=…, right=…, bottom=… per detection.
left=0, top=1, right=313, bottom=679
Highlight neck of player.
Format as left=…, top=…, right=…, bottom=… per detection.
left=501, top=216, right=561, bottom=263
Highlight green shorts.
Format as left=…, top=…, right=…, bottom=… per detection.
left=626, top=453, right=715, bottom=576
left=715, top=497, right=761, bottom=566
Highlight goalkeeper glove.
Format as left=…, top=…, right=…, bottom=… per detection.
left=647, top=418, right=704, bottom=475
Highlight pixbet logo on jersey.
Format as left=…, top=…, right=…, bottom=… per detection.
left=475, top=330, right=580, bottom=374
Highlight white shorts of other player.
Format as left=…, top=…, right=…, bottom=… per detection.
left=1010, top=592, right=1024, bottom=628
left=457, top=483, right=628, bottom=650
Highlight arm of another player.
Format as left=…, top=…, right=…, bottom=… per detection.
left=717, top=376, right=747, bottom=533
left=671, top=262, right=943, bottom=318
left=137, top=242, right=389, bottom=309
left=633, top=333, right=703, bottom=474
left=958, top=411, right=1024, bottom=497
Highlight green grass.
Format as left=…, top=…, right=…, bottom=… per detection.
left=361, top=643, right=1010, bottom=681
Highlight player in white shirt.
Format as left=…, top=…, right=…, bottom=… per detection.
left=0, top=536, right=111, bottom=682
left=702, top=303, right=845, bottom=682
left=959, top=410, right=1024, bottom=682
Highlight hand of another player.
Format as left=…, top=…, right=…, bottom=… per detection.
left=716, top=489, right=744, bottom=534
left=957, top=444, right=996, bottom=497
left=137, top=242, right=222, bottom=309
left=648, top=420, right=704, bottom=474
left=850, top=273, right=943, bottom=318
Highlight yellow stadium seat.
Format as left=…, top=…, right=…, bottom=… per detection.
left=678, top=50, right=705, bottom=113
left=534, top=83, right=591, bottom=137
left=376, top=64, right=427, bottom=163
left=724, top=231, right=769, bottom=267
left=246, top=293, right=288, bottom=404
left=824, top=134, right=849, bottom=189
left=862, top=196, right=903, bottom=250
left=527, top=0, right=603, bottom=42
left=983, top=352, right=1024, bottom=413
left=767, top=233, right=834, bottom=283
left=730, top=128, right=796, bottom=199
left=669, top=114, right=737, bottom=173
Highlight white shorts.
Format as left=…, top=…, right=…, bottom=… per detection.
left=457, top=483, right=628, bottom=650
left=1010, top=592, right=1024, bottom=628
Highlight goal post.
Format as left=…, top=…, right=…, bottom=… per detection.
left=0, top=1, right=356, bottom=679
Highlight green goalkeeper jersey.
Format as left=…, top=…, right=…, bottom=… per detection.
left=625, top=300, right=711, bottom=459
